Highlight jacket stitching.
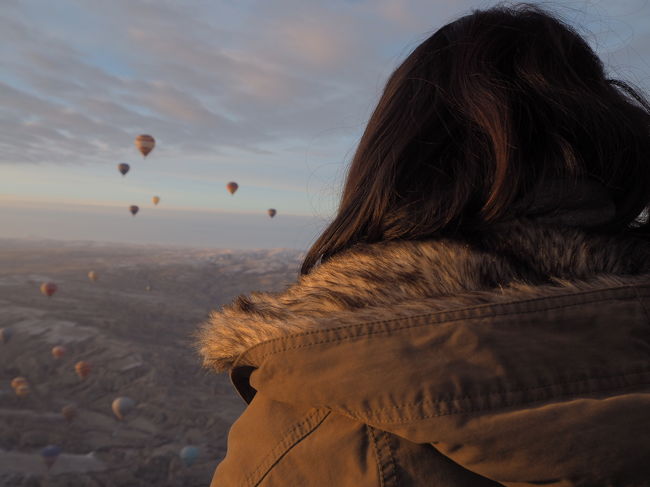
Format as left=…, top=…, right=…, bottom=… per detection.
left=347, top=368, right=650, bottom=415
left=248, top=409, right=330, bottom=486
left=380, top=430, right=400, bottom=487
left=246, top=409, right=324, bottom=485
left=348, top=375, right=650, bottom=423
left=245, top=295, right=646, bottom=363
left=244, top=408, right=330, bottom=486
left=232, top=284, right=650, bottom=370
left=366, top=425, right=386, bottom=487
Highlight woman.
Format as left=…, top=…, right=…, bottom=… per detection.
left=198, top=4, right=650, bottom=486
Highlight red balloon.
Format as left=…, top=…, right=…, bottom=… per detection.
left=40, top=282, right=58, bottom=297
left=226, top=182, right=239, bottom=195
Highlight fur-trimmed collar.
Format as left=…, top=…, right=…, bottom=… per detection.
left=197, top=218, right=650, bottom=372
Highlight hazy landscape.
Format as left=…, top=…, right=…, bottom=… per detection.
left=0, top=238, right=303, bottom=486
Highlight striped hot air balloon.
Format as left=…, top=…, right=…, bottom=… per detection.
left=135, top=134, right=155, bottom=157
left=267, top=208, right=277, bottom=218
left=226, top=182, right=238, bottom=195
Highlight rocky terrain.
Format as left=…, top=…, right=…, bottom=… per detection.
left=0, top=238, right=303, bottom=486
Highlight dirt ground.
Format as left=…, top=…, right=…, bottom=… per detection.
left=0, top=239, right=303, bottom=486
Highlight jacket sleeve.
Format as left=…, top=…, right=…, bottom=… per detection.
left=367, top=384, right=650, bottom=486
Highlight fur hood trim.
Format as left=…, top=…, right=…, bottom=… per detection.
left=197, top=218, right=650, bottom=372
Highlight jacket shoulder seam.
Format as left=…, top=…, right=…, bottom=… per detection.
left=242, top=293, right=643, bottom=366
left=235, top=284, right=650, bottom=368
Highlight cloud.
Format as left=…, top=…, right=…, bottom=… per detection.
left=1, top=0, right=648, bottom=210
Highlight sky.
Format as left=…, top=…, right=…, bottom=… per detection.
left=1, top=0, right=649, bottom=249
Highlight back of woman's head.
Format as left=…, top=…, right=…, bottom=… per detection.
left=301, top=2, right=650, bottom=274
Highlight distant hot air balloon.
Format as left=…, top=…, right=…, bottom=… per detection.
left=145, top=284, right=152, bottom=292
left=40, top=282, right=58, bottom=298
left=118, top=163, right=130, bottom=176
left=267, top=208, right=277, bottom=218
left=135, top=134, right=155, bottom=157
left=11, top=377, right=28, bottom=389
left=0, top=327, right=13, bottom=344
left=52, top=345, right=66, bottom=359
left=62, top=405, right=77, bottom=423
left=75, top=361, right=91, bottom=380
left=152, top=196, right=160, bottom=205
left=226, top=182, right=238, bottom=195
left=129, top=205, right=139, bottom=216
left=112, top=397, right=136, bottom=420
left=15, top=384, right=30, bottom=398
left=88, top=270, right=97, bottom=282
left=41, top=445, right=62, bottom=470
left=180, top=445, right=200, bottom=467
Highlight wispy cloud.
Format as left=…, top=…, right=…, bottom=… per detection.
left=1, top=0, right=649, bottom=247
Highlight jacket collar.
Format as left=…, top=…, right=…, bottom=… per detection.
left=197, top=217, right=650, bottom=372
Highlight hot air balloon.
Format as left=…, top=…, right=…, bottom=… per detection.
left=11, top=377, right=28, bottom=389
left=52, top=345, right=66, bottom=359
left=75, top=361, right=91, bottom=380
left=62, top=405, right=77, bottom=423
left=129, top=205, right=139, bottom=216
left=15, top=384, right=30, bottom=397
left=0, top=327, right=13, bottom=344
left=135, top=134, right=155, bottom=157
left=40, top=282, right=58, bottom=297
left=180, top=445, right=200, bottom=467
left=152, top=196, right=160, bottom=205
left=118, top=163, right=130, bottom=176
left=41, top=445, right=62, bottom=470
left=112, top=397, right=135, bottom=420
left=88, top=270, right=97, bottom=282
left=267, top=208, right=277, bottom=218
left=145, top=284, right=152, bottom=292
left=226, top=182, right=238, bottom=195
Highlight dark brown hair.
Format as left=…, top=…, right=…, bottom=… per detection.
left=301, top=3, right=650, bottom=274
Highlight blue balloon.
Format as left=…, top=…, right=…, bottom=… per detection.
left=41, top=445, right=62, bottom=470
left=180, top=445, right=200, bottom=467
left=0, top=327, right=13, bottom=344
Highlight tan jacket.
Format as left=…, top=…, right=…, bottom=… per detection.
left=198, top=219, right=650, bottom=486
